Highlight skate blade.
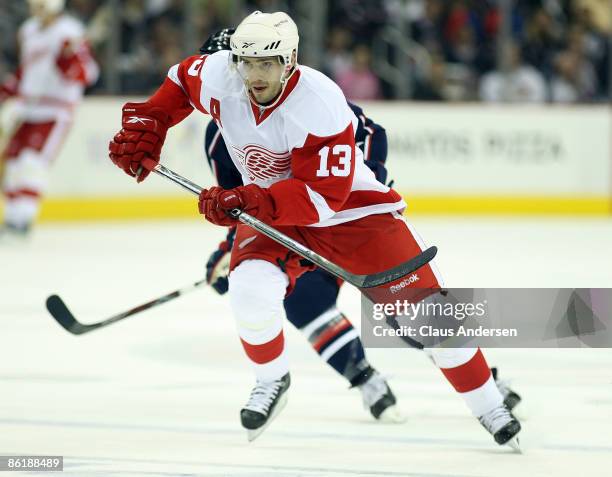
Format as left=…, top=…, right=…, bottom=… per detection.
left=506, top=437, right=522, bottom=454
left=377, top=405, right=406, bottom=424
left=246, top=393, right=288, bottom=443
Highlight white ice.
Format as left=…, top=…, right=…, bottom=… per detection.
left=1, top=217, right=612, bottom=476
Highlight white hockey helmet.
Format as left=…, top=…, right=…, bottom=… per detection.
left=230, top=11, right=299, bottom=66
left=28, top=0, right=65, bottom=15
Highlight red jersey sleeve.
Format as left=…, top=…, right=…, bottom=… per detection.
left=55, top=39, right=99, bottom=86
left=146, top=55, right=210, bottom=127
left=266, top=122, right=356, bottom=226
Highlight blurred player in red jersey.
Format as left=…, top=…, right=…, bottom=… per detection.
left=0, top=0, right=99, bottom=238
left=108, top=11, right=521, bottom=447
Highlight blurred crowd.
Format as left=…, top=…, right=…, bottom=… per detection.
left=0, top=0, right=237, bottom=93
left=1, top=0, right=610, bottom=102
left=324, top=0, right=610, bottom=102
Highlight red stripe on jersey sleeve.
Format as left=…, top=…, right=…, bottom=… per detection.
left=146, top=55, right=210, bottom=126
left=176, top=55, right=209, bottom=114
left=267, top=123, right=356, bottom=226
left=147, top=77, right=195, bottom=127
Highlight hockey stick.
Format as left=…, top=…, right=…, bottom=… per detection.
left=46, top=278, right=207, bottom=335
left=151, top=163, right=437, bottom=289
left=47, top=165, right=436, bottom=335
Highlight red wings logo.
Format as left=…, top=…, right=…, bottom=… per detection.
left=231, top=144, right=291, bottom=181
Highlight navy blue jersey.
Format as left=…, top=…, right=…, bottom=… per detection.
left=204, top=123, right=243, bottom=189
left=349, top=102, right=388, bottom=167
left=205, top=102, right=388, bottom=189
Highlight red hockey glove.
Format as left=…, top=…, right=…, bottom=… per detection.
left=108, top=102, right=170, bottom=182
left=198, top=184, right=275, bottom=226
left=56, top=40, right=89, bottom=83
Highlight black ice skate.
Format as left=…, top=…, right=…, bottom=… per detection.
left=478, top=404, right=522, bottom=452
left=240, top=373, right=290, bottom=442
left=491, top=367, right=522, bottom=410
left=359, top=370, right=405, bottom=423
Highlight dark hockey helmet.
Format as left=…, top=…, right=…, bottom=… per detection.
left=199, top=28, right=235, bottom=54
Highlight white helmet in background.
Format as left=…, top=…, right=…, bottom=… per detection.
left=28, top=0, right=65, bottom=16
left=230, top=11, right=299, bottom=66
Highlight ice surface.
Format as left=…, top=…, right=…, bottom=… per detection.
left=1, top=217, right=611, bottom=476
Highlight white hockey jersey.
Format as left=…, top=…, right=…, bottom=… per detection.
left=154, top=50, right=405, bottom=227
left=16, top=14, right=98, bottom=121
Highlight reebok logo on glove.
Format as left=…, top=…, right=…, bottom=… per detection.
left=108, top=102, right=170, bottom=183
left=126, top=116, right=154, bottom=125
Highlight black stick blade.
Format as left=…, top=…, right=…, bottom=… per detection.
left=46, top=295, right=94, bottom=335
left=356, top=246, right=438, bottom=288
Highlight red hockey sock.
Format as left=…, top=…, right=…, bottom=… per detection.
left=439, top=348, right=491, bottom=393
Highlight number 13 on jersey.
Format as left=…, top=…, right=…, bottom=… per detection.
left=316, top=145, right=352, bottom=177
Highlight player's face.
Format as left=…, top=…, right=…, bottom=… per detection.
left=238, top=57, right=285, bottom=104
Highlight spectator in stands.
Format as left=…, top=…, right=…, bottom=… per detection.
left=434, top=0, right=497, bottom=78
left=0, top=0, right=608, bottom=102
left=330, top=0, right=387, bottom=44
left=413, top=54, right=449, bottom=101
left=567, top=9, right=608, bottom=99
left=148, top=16, right=184, bottom=88
left=550, top=31, right=599, bottom=103
left=335, top=44, right=382, bottom=100
left=69, top=0, right=98, bottom=22
left=323, top=27, right=353, bottom=80
left=411, top=0, right=445, bottom=56
left=479, top=41, right=547, bottom=102
left=550, top=50, right=582, bottom=102
left=445, top=22, right=479, bottom=70
left=521, top=7, right=564, bottom=78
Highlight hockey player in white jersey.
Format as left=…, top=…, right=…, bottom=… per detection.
left=200, top=29, right=522, bottom=424
left=108, top=11, right=521, bottom=448
left=0, top=0, right=99, bottom=237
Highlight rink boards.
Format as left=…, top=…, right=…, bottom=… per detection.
left=1, top=99, right=610, bottom=219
